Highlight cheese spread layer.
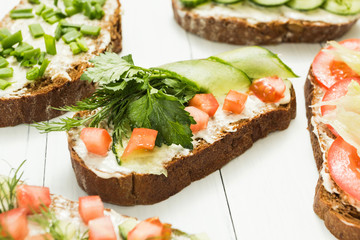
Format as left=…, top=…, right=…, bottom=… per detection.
left=0, top=0, right=118, bottom=98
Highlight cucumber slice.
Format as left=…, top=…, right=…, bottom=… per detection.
left=160, top=59, right=251, bottom=97
left=286, top=0, right=324, bottom=10
left=118, top=218, right=139, bottom=239
left=250, top=0, right=290, bottom=7
left=213, top=46, right=298, bottom=79
left=180, top=0, right=210, bottom=7
left=322, top=0, right=360, bottom=15
left=213, top=0, right=244, bottom=4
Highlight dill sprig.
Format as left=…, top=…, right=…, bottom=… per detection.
left=0, top=161, right=25, bottom=214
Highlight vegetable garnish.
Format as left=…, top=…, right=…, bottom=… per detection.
left=44, top=34, right=57, bottom=55
left=1, top=31, right=22, bottom=49
left=10, top=8, right=34, bottom=19
left=35, top=53, right=202, bottom=153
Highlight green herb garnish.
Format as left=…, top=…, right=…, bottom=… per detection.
left=35, top=53, right=202, bottom=152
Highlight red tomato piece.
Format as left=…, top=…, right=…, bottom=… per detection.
left=312, top=39, right=360, bottom=89
left=80, top=128, right=112, bottom=156
left=27, top=234, right=54, bottom=240
left=249, top=76, right=285, bottom=103
left=16, top=185, right=51, bottom=214
left=328, top=137, right=360, bottom=201
left=188, top=93, right=219, bottom=117
left=79, top=196, right=104, bottom=225
left=184, top=106, right=209, bottom=133
left=0, top=208, right=28, bottom=240
left=88, top=216, right=116, bottom=240
left=222, top=90, right=248, bottom=114
left=122, top=128, right=158, bottom=159
left=127, top=217, right=171, bottom=240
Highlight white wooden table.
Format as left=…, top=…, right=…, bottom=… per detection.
left=1, top=1, right=359, bottom=239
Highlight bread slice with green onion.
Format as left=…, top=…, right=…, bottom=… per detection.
left=172, top=0, right=359, bottom=45
left=0, top=0, right=121, bottom=127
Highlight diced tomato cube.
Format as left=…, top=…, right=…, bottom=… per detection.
left=222, top=90, right=248, bottom=114
left=0, top=208, right=28, bottom=240
left=127, top=217, right=171, bottom=240
left=188, top=93, right=219, bottom=117
left=79, top=196, right=104, bottom=225
left=26, top=234, right=54, bottom=240
left=122, top=128, right=158, bottom=159
left=88, top=216, right=116, bottom=240
left=184, top=106, right=209, bottom=133
left=16, top=185, right=51, bottom=214
left=80, top=128, right=112, bottom=156
left=249, top=76, right=286, bottom=103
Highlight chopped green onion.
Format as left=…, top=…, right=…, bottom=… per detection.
left=0, top=29, right=11, bottom=41
left=73, top=0, right=85, bottom=8
left=54, top=23, right=62, bottom=41
left=91, top=0, right=106, bottom=7
left=39, top=58, right=50, bottom=77
left=2, top=48, right=14, bottom=57
left=62, top=27, right=78, bottom=34
left=84, top=1, right=93, bottom=17
left=65, top=6, right=81, bottom=16
left=94, top=3, right=104, bottom=19
left=10, top=9, right=34, bottom=19
left=41, top=7, right=53, bottom=19
left=28, top=24, right=44, bottom=38
left=35, top=3, right=46, bottom=15
left=46, top=15, right=61, bottom=24
left=22, top=48, right=40, bottom=60
left=76, top=38, right=88, bottom=52
left=26, top=67, right=39, bottom=80
left=54, top=0, right=59, bottom=6
left=20, top=58, right=38, bottom=67
left=0, top=57, right=9, bottom=68
left=28, top=0, right=41, bottom=4
left=38, top=51, right=46, bottom=65
left=44, top=34, right=56, bottom=55
left=80, top=25, right=101, bottom=36
left=69, top=42, right=81, bottom=55
left=0, top=68, right=14, bottom=78
left=63, top=0, right=73, bottom=7
left=61, top=22, right=81, bottom=29
left=0, top=79, right=11, bottom=90
left=62, top=30, right=82, bottom=44
left=1, top=31, right=23, bottom=49
left=11, top=42, right=33, bottom=58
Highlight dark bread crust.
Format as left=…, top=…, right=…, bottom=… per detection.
left=0, top=0, right=122, bottom=127
left=68, top=87, right=296, bottom=206
left=305, top=68, right=360, bottom=239
left=172, top=0, right=358, bottom=45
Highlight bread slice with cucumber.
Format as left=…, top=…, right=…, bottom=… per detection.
left=305, top=39, right=360, bottom=239
left=0, top=0, right=121, bottom=127
left=37, top=46, right=296, bottom=205
left=173, top=0, right=360, bottom=45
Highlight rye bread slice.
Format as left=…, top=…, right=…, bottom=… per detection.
left=67, top=86, right=296, bottom=206
left=305, top=69, right=360, bottom=239
left=172, top=0, right=358, bottom=45
left=0, top=0, right=122, bottom=127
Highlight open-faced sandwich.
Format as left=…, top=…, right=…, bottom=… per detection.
left=305, top=39, right=360, bottom=239
left=0, top=0, right=121, bottom=127
left=172, top=0, right=360, bottom=45
left=36, top=47, right=297, bottom=205
left=0, top=163, right=207, bottom=240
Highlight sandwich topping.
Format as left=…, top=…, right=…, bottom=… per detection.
left=36, top=47, right=296, bottom=177
left=0, top=0, right=116, bottom=98
left=178, top=0, right=360, bottom=24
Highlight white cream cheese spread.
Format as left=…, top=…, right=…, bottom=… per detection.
left=182, top=0, right=359, bottom=25
left=71, top=80, right=293, bottom=178
left=0, top=0, right=117, bottom=98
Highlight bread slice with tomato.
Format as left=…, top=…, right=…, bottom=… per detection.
left=172, top=0, right=360, bottom=45
left=37, top=46, right=297, bottom=205
left=0, top=0, right=122, bottom=127
left=0, top=174, right=205, bottom=240
left=305, top=38, right=360, bottom=239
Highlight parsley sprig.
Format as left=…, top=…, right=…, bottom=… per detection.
left=36, top=53, right=203, bottom=150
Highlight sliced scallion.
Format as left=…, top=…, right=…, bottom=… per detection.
left=46, top=15, right=61, bottom=24
left=20, top=58, right=38, bottom=67
left=0, top=57, right=9, bottom=68
left=80, top=25, right=101, bottom=36
left=76, top=38, right=88, bottom=52
left=0, top=68, right=14, bottom=78
left=28, top=0, right=41, bottom=4
left=94, top=3, right=104, bottom=19
left=2, top=48, right=14, bottom=57
left=62, top=30, right=82, bottom=44
left=39, top=58, right=50, bottom=77
left=0, top=79, right=11, bottom=90
left=63, top=0, right=73, bottom=7
left=54, top=22, right=62, bottom=41
left=61, top=22, right=81, bottom=29
left=10, top=8, right=34, bottom=19
left=35, top=3, right=46, bottom=15
left=26, top=67, right=39, bottom=80
left=28, top=24, right=44, bottom=38
left=54, top=0, right=59, bottom=6
left=84, top=1, right=93, bottom=18
left=22, top=48, right=40, bottom=60
left=0, top=29, right=11, bottom=41
left=11, top=42, right=33, bottom=58
left=2, top=31, right=23, bottom=49
left=65, top=6, right=81, bottom=16
left=69, top=42, right=81, bottom=55
left=38, top=52, right=46, bottom=65
left=91, top=0, right=106, bottom=7
left=44, top=34, right=56, bottom=55
left=62, top=27, right=78, bottom=34
left=41, top=7, right=53, bottom=19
